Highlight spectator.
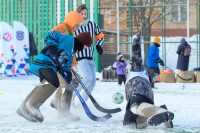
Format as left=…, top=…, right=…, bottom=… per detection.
left=116, top=53, right=127, bottom=85
left=176, top=38, right=191, bottom=71
left=147, top=37, right=164, bottom=89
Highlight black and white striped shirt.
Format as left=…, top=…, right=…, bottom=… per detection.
left=75, top=21, right=104, bottom=61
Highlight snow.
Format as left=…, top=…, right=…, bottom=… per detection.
left=0, top=35, right=200, bottom=132
left=0, top=73, right=200, bottom=133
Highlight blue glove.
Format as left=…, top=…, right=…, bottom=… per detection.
left=64, top=71, right=72, bottom=84
left=58, top=51, right=69, bottom=66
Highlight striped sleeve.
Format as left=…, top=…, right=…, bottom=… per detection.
left=75, top=21, right=104, bottom=60
left=94, top=23, right=104, bottom=46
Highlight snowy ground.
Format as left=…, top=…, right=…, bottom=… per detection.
left=0, top=73, right=200, bottom=133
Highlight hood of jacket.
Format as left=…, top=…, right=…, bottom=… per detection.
left=63, top=11, right=83, bottom=34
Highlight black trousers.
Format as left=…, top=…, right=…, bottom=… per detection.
left=123, top=94, right=152, bottom=126
left=118, top=75, right=126, bottom=85
left=147, top=67, right=160, bottom=88
left=39, top=68, right=60, bottom=88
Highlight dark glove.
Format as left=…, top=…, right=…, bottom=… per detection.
left=160, top=60, right=164, bottom=66
left=64, top=71, right=72, bottom=84
left=50, top=55, right=58, bottom=63
left=156, top=59, right=164, bottom=66
left=58, top=51, right=69, bottom=66
left=96, top=45, right=103, bottom=55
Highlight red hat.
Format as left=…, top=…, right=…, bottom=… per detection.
left=75, top=32, right=92, bottom=47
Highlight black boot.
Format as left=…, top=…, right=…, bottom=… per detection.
left=160, top=105, right=174, bottom=128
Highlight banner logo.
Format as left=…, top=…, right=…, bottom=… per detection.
left=3, top=32, right=12, bottom=41
left=16, top=31, right=24, bottom=41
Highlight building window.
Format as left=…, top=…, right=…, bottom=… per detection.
left=169, top=1, right=187, bottom=22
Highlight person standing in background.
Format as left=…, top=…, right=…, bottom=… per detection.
left=147, top=37, right=164, bottom=89
left=72, top=4, right=104, bottom=103
left=176, top=38, right=191, bottom=71
left=116, top=53, right=127, bottom=85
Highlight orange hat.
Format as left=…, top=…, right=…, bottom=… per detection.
left=63, top=11, right=84, bottom=34
left=52, top=23, right=66, bottom=33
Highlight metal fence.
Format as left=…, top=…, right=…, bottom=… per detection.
left=99, top=0, right=200, bottom=69
left=0, top=0, right=103, bottom=71
left=1, top=0, right=200, bottom=70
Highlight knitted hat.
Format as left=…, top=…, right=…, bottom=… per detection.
left=116, top=53, right=124, bottom=61
left=119, top=54, right=124, bottom=60
left=75, top=32, right=92, bottom=47
left=154, top=37, right=161, bottom=44
left=63, top=11, right=84, bottom=34
left=117, top=53, right=122, bottom=56
left=77, top=4, right=88, bottom=13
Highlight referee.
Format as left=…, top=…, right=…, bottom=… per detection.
left=73, top=4, right=104, bottom=103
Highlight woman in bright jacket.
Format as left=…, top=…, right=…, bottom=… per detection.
left=147, top=37, right=164, bottom=89
left=16, top=11, right=92, bottom=123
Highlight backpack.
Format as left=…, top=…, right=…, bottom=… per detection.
left=184, top=45, right=191, bottom=56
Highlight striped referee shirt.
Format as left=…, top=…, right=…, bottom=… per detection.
left=75, top=21, right=104, bottom=61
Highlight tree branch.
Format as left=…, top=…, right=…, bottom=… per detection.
left=149, top=0, right=170, bottom=28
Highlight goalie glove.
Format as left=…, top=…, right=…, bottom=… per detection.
left=58, top=51, right=69, bottom=66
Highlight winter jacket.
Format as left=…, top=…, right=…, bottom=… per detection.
left=176, top=41, right=191, bottom=71
left=147, top=43, right=161, bottom=68
left=29, top=32, right=38, bottom=56
left=125, top=76, right=154, bottom=104
left=52, top=11, right=84, bottom=67
left=52, top=11, right=83, bottom=36
left=29, top=31, right=75, bottom=77
left=125, top=32, right=154, bottom=104
left=116, top=60, right=127, bottom=75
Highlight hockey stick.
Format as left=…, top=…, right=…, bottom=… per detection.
left=58, top=62, right=112, bottom=121
left=164, top=65, right=192, bottom=81
left=69, top=67, right=121, bottom=114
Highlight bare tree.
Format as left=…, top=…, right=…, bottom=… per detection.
left=132, top=0, right=169, bottom=64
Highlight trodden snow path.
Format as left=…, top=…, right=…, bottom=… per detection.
left=0, top=74, right=200, bottom=133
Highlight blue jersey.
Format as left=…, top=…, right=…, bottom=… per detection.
left=29, top=31, right=75, bottom=77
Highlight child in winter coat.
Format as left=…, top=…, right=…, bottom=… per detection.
left=116, top=53, right=127, bottom=85
left=123, top=32, right=174, bottom=129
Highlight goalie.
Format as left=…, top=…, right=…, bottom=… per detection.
left=123, top=31, right=174, bottom=129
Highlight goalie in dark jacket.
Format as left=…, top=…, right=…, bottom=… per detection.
left=123, top=32, right=174, bottom=129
